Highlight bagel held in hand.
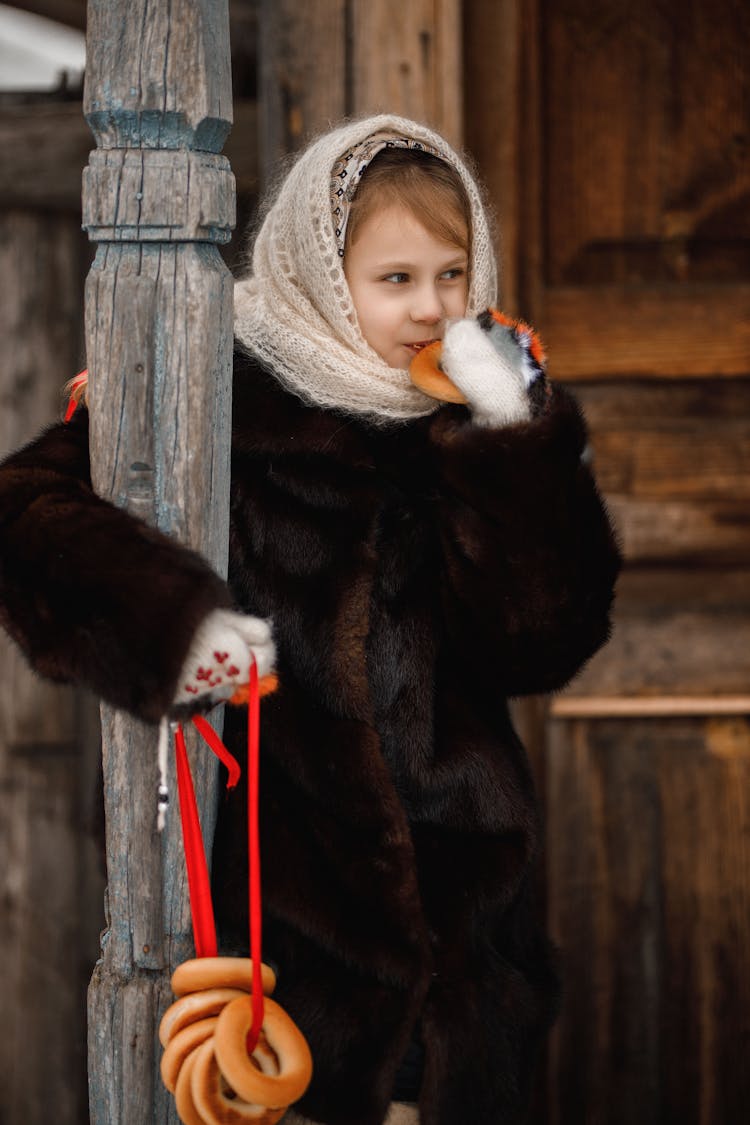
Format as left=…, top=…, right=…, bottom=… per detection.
left=173, top=609, right=277, bottom=710
left=409, top=308, right=548, bottom=425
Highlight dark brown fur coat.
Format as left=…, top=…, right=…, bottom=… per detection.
left=0, top=350, right=621, bottom=1125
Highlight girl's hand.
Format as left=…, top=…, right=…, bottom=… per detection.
left=172, top=609, right=276, bottom=708
left=440, top=311, right=547, bottom=427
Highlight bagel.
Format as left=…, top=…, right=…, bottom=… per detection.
left=408, top=341, right=467, bottom=404
left=160, top=1016, right=218, bottom=1093
left=213, top=995, right=313, bottom=1109
left=160, top=988, right=248, bottom=1048
left=174, top=1044, right=206, bottom=1125
left=190, top=1038, right=286, bottom=1125
left=171, top=958, right=277, bottom=999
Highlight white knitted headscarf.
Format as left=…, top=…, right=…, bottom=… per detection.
left=234, top=114, right=498, bottom=422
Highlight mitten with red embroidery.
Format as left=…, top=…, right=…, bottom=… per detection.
left=440, top=309, right=549, bottom=427
left=172, top=609, right=276, bottom=709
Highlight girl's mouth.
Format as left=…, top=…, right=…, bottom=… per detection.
left=405, top=339, right=439, bottom=353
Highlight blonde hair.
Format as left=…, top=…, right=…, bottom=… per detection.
left=344, top=148, right=471, bottom=257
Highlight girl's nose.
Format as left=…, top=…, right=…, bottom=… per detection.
left=411, top=285, right=443, bottom=324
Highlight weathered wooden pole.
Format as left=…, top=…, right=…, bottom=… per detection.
left=81, top=2, right=234, bottom=1121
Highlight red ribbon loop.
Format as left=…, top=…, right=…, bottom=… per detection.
left=174, top=723, right=218, bottom=959
left=192, top=714, right=241, bottom=789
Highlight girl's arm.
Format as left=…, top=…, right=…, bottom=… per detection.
left=0, top=407, right=235, bottom=722
left=430, top=324, right=622, bottom=698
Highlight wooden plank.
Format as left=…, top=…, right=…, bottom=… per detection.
left=0, top=209, right=104, bottom=1125
left=350, top=0, right=463, bottom=145
left=551, top=696, right=750, bottom=718
left=560, top=567, right=750, bottom=700
left=258, top=0, right=465, bottom=185
left=543, top=285, right=750, bottom=379
left=546, top=716, right=750, bottom=1124
left=567, top=377, right=750, bottom=562
left=258, top=0, right=347, bottom=182
left=0, top=102, right=92, bottom=210
left=1, top=750, right=93, bottom=1123
left=463, top=0, right=523, bottom=312
left=0, top=211, right=87, bottom=439
left=542, top=0, right=749, bottom=289
left=577, top=379, right=750, bottom=499
left=82, top=2, right=234, bottom=1121
left=606, top=494, right=750, bottom=565
left=592, top=428, right=750, bottom=500
left=574, top=377, right=750, bottom=428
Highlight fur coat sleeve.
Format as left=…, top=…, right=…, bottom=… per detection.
left=427, top=385, right=621, bottom=697
left=0, top=406, right=232, bottom=721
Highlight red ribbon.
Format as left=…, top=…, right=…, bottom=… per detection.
left=192, top=714, right=241, bottom=790
left=246, top=660, right=263, bottom=1051
left=64, top=369, right=88, bottom=422
left=174, top=723, right=218, bottom=959
left=173, top=662, right=265, bottom=1050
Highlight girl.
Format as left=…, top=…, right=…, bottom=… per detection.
left=0, top=114, right=621, bottom=1124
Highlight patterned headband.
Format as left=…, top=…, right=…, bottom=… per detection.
left=330, top=132, right=445, bottom=257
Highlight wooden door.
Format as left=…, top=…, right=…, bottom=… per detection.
left=465, top=1, right=750, bottom=1122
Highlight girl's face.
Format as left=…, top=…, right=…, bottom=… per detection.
left=344, top=203, right=468, bottom=370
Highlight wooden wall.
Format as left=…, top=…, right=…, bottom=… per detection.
left=465, top=0, right=750, bottom=1121
left=0, top=94, right=103, bottom=1123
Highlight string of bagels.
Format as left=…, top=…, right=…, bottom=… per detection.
left=158, top=660, right=314, bottom=1125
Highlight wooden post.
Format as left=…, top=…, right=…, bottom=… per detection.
left=81, top=2, right=234, bottom=1121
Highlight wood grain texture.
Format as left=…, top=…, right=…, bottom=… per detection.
left=463, top=0, right=522, bottom=311
left=546, top=716, right=750, bottom=1125
left=84, top=0, right=233, bottom=151
left=544, top=286, right=750, bottom=380
left=350, top=0, right=463, bottom=146
left=560, top=566, right=750, bottom=699
left=258, top=0, right=347, bottom=182
left=83, top=2, right=234, bottom=1121
left=0, top=210, right=103, bottom=1125
left=0, top=102, right=92, bottom=210
left=551, top=696, right=750, bottom=718
left=542, top=0, right=750, bottom=288
left=571, top=377, right=750, bottom=564
left=524, top=0, right=750, bottom=382
left=83, top=150, right=236, bottom=242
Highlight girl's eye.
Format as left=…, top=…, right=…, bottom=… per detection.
left=441, top=267, right=465, bottom=281
left=382, top=272, right=409, bottom=284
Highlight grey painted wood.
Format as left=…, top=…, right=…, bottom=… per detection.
left=82, top=2, right=234, bottom=1121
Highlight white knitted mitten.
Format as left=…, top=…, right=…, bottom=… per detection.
left=441, top=313, right=545, bottom=428
left=172, top=608, right=276, bottom=708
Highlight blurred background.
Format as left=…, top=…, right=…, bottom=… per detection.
left=0, top=1, right=747, bottom=1122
